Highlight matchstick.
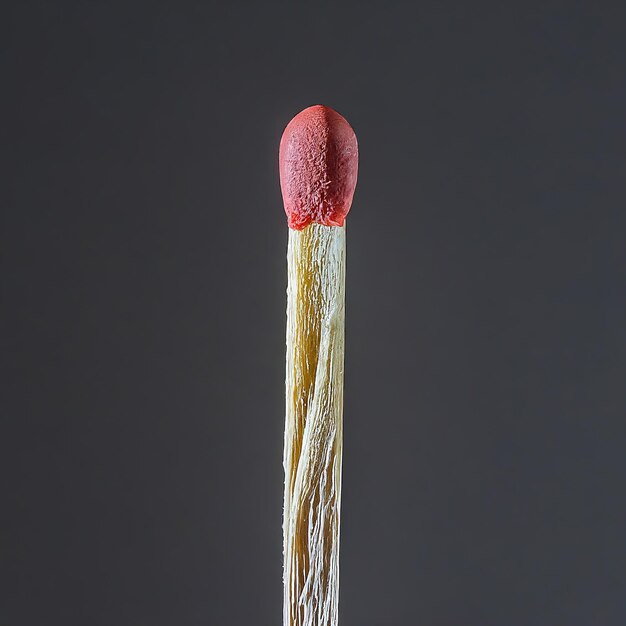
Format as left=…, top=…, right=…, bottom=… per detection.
left=279, top=105, right=358, bottom=626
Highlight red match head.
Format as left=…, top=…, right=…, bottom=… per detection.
left=279, top=105, right=358, bottom=230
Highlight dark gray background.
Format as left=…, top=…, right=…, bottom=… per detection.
left=2, top=2, right=626, bottom=625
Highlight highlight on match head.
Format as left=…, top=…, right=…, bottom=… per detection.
left=279, top=105, right=358, bottom=230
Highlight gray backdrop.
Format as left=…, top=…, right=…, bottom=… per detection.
left=3, top=2, right=626, bottom=625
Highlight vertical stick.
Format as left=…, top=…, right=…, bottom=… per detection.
left=279, top=103, right=357, bottom=626
left=284, top=223, right=346, bottom=626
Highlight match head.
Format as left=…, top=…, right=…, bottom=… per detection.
left=279, top=105, right=358, bottom=230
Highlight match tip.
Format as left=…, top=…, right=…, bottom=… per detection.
left=279, top=105, right=358, bottom=230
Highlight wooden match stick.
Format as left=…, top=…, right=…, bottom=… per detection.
left=279, top=105, right=358, bottom=626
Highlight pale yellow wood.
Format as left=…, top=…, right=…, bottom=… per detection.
left=283, top=224, right=346, bottom=626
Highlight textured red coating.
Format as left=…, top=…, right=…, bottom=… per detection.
left=279, top=105, right=358, bottom=230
